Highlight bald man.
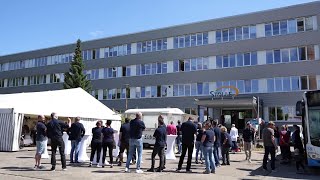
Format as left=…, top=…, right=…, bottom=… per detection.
left=34, top=115, right=47, bottom=169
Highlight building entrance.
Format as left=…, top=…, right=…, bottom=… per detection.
left=222, top=109, right=253, bottom=132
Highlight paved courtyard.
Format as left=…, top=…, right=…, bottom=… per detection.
left=0, top=147, right=319, bottom=180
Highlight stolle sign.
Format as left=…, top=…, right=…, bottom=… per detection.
left=210, top=86, right=239, bottom=98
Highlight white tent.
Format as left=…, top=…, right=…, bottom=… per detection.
left=0, top=88, right=121, bottom=152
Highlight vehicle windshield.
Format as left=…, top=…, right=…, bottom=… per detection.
left=308, top=107, right=320, bottom=147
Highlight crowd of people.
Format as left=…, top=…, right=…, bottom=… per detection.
left=31, top=112, right=306, bottom=174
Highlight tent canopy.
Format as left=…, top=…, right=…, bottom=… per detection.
left=0, top=88, right=121, bottom=121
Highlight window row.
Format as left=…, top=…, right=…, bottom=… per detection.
left=137, top=38, right=167, bottom=54
left=267, top=75, right=317, bottom=92
left=173, top=57, right=209, bottom=72
left=265, top=16, right=314, bottom=37
left=216, top=52, right=257, bottom=68
left=100, top=44, right=131, bottom=58
left=174, top=32, right=209, bottom=49
left=268, top=106, right=297, bottom=121
left=266, top=46, right=315, bottom=64
left=216, top=25, right=256, bottom=43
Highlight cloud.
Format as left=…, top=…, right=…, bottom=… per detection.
left=89, top=30, right=104, bottom=37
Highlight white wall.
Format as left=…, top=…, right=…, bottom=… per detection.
left=208, top=31, right=215, bottom=44
left=131, top=43, right=137, bottom=54
left=167, top=37, right=174, bottom=49
left=256, top=24, right=265, bottom=38
left=258, top=51, right=266, bottom=65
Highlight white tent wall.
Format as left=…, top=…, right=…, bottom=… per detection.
left=0, top=109, right=24, bottom=151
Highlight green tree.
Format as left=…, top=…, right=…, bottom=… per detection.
left=63, top=39, right=91, bottom=92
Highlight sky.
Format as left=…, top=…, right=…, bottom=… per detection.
left=0, top=0, right=317, bottom=56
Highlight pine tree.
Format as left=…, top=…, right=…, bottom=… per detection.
left=63, top=39, right=91, bottom=92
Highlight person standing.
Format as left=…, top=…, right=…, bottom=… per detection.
left=201, top=121, right=216, bottom=174
left=176, top=117, right=197, bottom=173
left=230, top=124, right=239, bottom=153
left=243, top=122, right=255, bottom=163
left=67, top=117, right=85, bottom=164
left=167, top=121, right=177, bottom=135
left=34, top=115, right=47, bottom=169
left=195, top=123, right=203, bottom=164
left=102, top=120, right=115, bottom=168
left=117, top=118, right=136, bottom=166
left=125, top=112, right=145, bottom=173
left=89, top=121, right=103, bottom=167
left=46, top=113, right=71, bottom=171
left=147, top=116, right=167, bottom=172
left=176, top=120, right=182, bottom=154
left=262, top=121, right=276, bottom=172
left=220, top=126, right=232, bottom=165
left=212, top=120, right=221, bottom=167
left=279, top=125, right=290, bottom=163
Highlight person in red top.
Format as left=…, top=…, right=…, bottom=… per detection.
left=279, top=125, right=290, bottom=164
left=166, top=121, right=177, bottom=135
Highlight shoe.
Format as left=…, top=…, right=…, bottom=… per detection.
left=203, top=170, right=210, bottom=174
left=156, top=169, right=163, bottom=172
left=248, top=159, right=252, bottom=163
left=262, top=168, right=268, bottom=172
left=211, top=169, right=216, bottom=174
left=186, top=169, right=192, bottom=173
left=38, top=165, right=45, bottom=170
left=33, top=165, right=38, bottom=170
left=125, top=167, right=130, bottom=173
left=136, top=169, right=143, bottom=173
left=147, top=168, right=155, bottom=172
left=50, top=167, right=55, bottom=171
left=195, top=161, right=199, bottom=164
left=221, top=163, right=227, bottom=166
left=97, top=164, right=102, bottom=168
left=216, top=164, right=221, bottom=168
left=62, top=168, right=67, bottom=171
left=110, top=165, right=113, bottom=168
left=271, top=169, right=277, bottom=173
left=175, top=168, right=181, bottom=173
left=226, top=163, right=230, bottom=165
left=162, top=166, right=166, bottom=170
left=70, top=161, right=74, bottom=164
left=118, top=162, right=122, bottom=166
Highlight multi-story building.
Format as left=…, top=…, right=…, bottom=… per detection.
left=1, top=2, right=320, bottom=130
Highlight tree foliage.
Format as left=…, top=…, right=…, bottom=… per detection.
left=63, top=39, right=91, bottom=92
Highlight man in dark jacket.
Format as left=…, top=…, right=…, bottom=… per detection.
left=46, top=112, right=71, bottom=171
left=243, top=122, right=255, bottom=163
left=176, top=117, right=197, bottom=173
left=67, top=117, right=85, bottom=163
left=212, top=120, right=221, bottom=167
left=117, top=118, right=136, bottom=166
left=147, top=115, right=167, bottom=172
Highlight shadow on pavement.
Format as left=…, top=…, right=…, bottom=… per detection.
left=1, top=166, right=34, bottom=171
left=16, top=156, right=34, bottom=159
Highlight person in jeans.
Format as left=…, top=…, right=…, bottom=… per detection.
left=147, top=116, right=167, bottom=172
left=195, top=123, right=204, bottom=164
left=125, top=112, right=145, bottom=173
left=262, top=121, right=276, bottom=172
left=176, top=120, right=182, bottom=154
left=176, top=117, right=197, bottom=173
left=34, top=115, right=47, bottom=169
left=243, top=122, right=255, bottom=163
left=102, top=120, right=115, bottom=168
left=67, top=117, right=85, bottom=164
left=117, top=118, right=136, bottom=166
left=46, top=113, right=71, bottom=171
left=89, top=121, right=103, bottom=167
left=220, top=126, right=232, bottom=165
left=201, top=121, right=216, bottom=174
left=212, top=120, right=221, bottom=167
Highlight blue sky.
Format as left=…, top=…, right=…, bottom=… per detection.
left=0, top=0, right=317, bottom=56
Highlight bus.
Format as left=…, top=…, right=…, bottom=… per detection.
left=296, top=90, right=320, bottom=167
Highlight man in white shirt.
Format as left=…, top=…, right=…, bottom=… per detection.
left=230, top=124, right=239, bottom=153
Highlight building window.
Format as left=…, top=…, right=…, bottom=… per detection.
left=216, top=56, right=222, bottom=69
left=274, top=50, right=281, bottom=63
left=305, top=16, right=314, bottom=31
left=223, top=56, right=229, bottom=68
left=269, top=107, right=276, bottom=121
left=222, top=29, right=229, bottom=42
left=297, top=18, right=305, bottom=32
left=236, top=53, right=243, bottom=67
left=290, top=48, right=298, bottom=62
left=309, top=75, right=317, bottom=90
left=288, top=19, right=297, bottom=34
left=243, top=53, right=250, bottom=66
left=216, top=30, right=222, bottom=43
left=252, top=79, right=259, bottom=93
left=298, top=47, right=306, bottom=61
left=291, top=76, right=300, bottom=91
left=229, top=54, right=236, bottom=67
left=267, top=78, right=275, bottom=92
left=236, top=27, right=242, bottom=41
left=242, top=26, right=250, bottom=39
left=307, top=45, right=315, bottom=60
left=280, top=20, right=288, bottom=35
left=265, top=23, right=272, bottom=37
left=275, top=77, right=283, bottom=92
left=229, top=28, right=235, bottom=41
left=281, top=49, right=290, bottom=62
left=301, top=76, right=308, bottom=90
left=266, top=51, right=273, bottom=64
